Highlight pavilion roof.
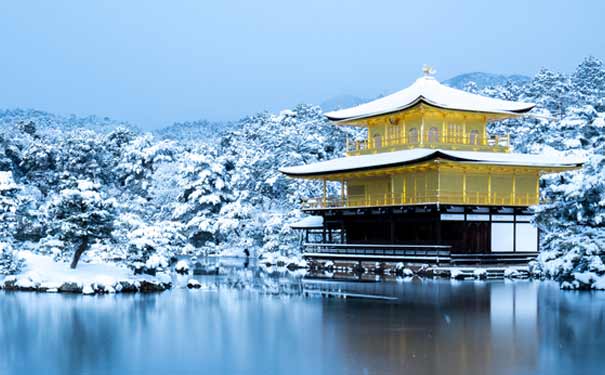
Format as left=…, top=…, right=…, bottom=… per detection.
left=279, top=148, right=583, bottom=177
left=324, top=75, right=535, bottom=123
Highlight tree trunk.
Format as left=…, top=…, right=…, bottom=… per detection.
left=70, top=238, right=89, bottom=269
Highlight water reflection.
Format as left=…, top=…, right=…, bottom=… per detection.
left=0, top=268, right=604, bottom=375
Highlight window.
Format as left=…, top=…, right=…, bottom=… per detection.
left=469, top=129, right=480, bottom=145
left=408, top=128, right=418, bottom=144
left=373, top=134, right=382, bottom=149
left=428, top=127, right=439, bottom=143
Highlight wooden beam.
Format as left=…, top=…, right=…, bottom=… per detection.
left=322, top=179, right=327, bottom=207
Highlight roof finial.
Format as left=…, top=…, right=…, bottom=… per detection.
left=422, top=65, right=436, bottom=77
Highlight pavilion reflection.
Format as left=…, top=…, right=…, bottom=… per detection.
left=315, top=279, right=539, bottom=375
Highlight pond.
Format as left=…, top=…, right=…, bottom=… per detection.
left=1, top=263, right=604, bottom=375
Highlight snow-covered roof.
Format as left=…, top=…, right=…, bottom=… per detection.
left=290, top=216, right=323, bottom=229
left=325, top=76, right=535, bottom=122
left=279, top=149, right=584, bottom=177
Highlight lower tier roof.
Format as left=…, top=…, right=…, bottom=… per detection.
left=279, top=148, right=584, bottom=177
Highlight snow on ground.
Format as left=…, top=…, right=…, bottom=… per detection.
left=1, top=251, right=171, bottom=294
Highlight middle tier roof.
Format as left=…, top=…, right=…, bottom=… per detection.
left=279, top=148, right=584, bottom=178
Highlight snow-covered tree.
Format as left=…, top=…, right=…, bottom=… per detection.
left=0, top=171, right=20, bottom=240
left=114, top=134, right=177, bottom=195
left=571, top=56, right=605, bottom=106
left=0, top=56, right=602, bottom=285
left=0, top=242, right=24, bottom=275
left=126, top=220, right=186, bottom=271
left=174, top=149, right=233, bottom=248
left=521, top=68, right=574, bottom=118
left=46, top=180, right=116, bottom=268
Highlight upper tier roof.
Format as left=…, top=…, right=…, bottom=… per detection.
left=324, top=75, right=535, bottom=122
left=279, top=149, right=583, bottom=177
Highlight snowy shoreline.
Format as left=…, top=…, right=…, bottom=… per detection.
left=2, top=250, right=605, bottom=295
left=0, top=252, right=171, bottom=294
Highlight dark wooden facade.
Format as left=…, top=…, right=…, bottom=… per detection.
left=301, top=204, right=539, bottom=264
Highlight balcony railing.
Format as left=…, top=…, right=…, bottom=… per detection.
left=303, top=191, right=538, bottom=209
left=346, top=134, right=510, bottom=155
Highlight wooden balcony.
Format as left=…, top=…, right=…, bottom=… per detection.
left=302, top=191, right=539, bottom=210
left=346, top=134, right=510, bottom=156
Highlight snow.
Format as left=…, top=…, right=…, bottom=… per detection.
left=175, top=260, right=189, bottom=273
left=473, top=269, right=487, bottom=278
left=145, top=254, right=168, bottom=270
left=0, top=171, right=18, bottom=191
left=504, top=268, right=520, bottom=278
left=280, top=148, right=583, bottom=176
left=3, top=251, right=169, bottom=294
left=290, top=215, right=323, bottom=229
left=450, top=268, right=464, bottom=279
left=325, top=75, right=535, bottom=122
left=0, top=57, right=604, bottom=289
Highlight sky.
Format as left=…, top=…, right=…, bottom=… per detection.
left=0, top=1, right=604, bottom=129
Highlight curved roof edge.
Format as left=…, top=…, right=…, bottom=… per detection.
left=279, top=149, right=584, bottom=177
left=324, top=75, right=536, bottom=122
left=325, top=97, right=536, bottom=122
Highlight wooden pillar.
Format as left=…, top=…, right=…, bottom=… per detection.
left=340, top=178, right=345, bottom=207
left=482, top=116, right=487, bottom=145
left=462, top=169, right=467, bottom=204
left=535, top=172, right=540, bottom=204
left=322, top=179, right=327, bottom=207
left=441, top=114, right=446, bottom=143
left=462, top=115, right=467, bottom=145
left=435, top=212, right=442, bottom=245
left=403, top=175, right=407, bottom=204
left=487, top=171, right=492, bottom=205
left=390, top=175, right=395, bottom=205
left=512, top=173, right=516, bottom=206
left=420, top=111, right=425, bottom=145
left=436, top=163, right=441, bottom=202
left=413, top=174, right=417, bottom=203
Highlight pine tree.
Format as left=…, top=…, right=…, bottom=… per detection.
left=571, top=56, right=605, bottom=103
left=46, top=180, right=116, bottom=268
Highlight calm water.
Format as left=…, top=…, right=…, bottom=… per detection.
left=1, top=267, right=605, bottom=375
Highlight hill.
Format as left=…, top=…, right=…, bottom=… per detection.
left=443, top=72, right=531, bottom=90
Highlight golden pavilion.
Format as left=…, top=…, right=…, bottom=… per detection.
left=280, top=67, right=583, bottom=264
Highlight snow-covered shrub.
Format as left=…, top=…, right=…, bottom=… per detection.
left=0, top=171, right=20, bottom=239
left=126, top=220, right=185, bottom=269
left=0, top=56, right=602, bottom=280
left=535, top=227, right=605, bottom=287
left=175, top=260, right=189, bottom=274
left=0, top=242, right=24, bottom=275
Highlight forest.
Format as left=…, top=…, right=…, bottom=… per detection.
left=1, top=56, right=604, bottom=289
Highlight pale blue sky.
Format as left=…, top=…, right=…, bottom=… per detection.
left=0, top=1, right=603, bottom=129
